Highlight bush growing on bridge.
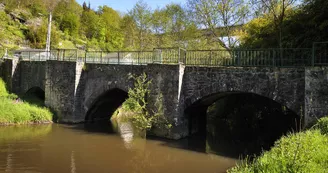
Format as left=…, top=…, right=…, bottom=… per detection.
left=0, top=78, right=52, bottom=125
left=228, top=120, right=328, bottom=173
left=113, top=73, right=171, bottom=132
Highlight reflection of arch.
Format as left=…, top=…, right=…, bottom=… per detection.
left=24, top=87, right=45, bottom=100
left=85, top=88, right=128, bottom=123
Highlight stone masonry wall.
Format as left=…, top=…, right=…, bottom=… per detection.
left=181, top=66, right=306, bottom=133
left=74, top=63, right=183, bottom=139
left=305, top=67, right=328, bottom=125
left=13, top=61, right=46, bottom=94
left=3, top=58, right=328, bottom=139
left=45, top=61, right=76, bottom=122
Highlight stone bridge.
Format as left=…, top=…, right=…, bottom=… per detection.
left=1, top=59, right=328, bottom=139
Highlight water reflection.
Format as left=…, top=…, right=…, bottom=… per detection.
left=5, top=153, right=12, bottom=172
left=0, top=124, right=236, bottom=173
left=117, top=121, right=135, bottom=149
left=71, top=151, right=76, bottom=173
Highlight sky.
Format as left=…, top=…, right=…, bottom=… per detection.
left=76, top=0, right=186, bottom=13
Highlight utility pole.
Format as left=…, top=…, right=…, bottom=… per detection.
left=45, top=12, right=52, bottom=59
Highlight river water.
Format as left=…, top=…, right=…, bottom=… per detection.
left=0, top=124, right=237, bottom=173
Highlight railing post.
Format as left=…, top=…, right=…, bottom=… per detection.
left=84, top=50, right=87, bottom=63
left=100, top=51, right=103, bottom=64
left=237, top=50, right=240, bottom=66
left=312, top=43, right=315, bottom=66
left=178, top=48, right=181, bottom=64
left=272, top=49, right=275, bottom=67
left=138, top=51, right=140, bottom=65
left=64, top=49, right=66, bottom=61
left=184, top=51, right=187, bottom=65
left=210, top=50, right=212, bottom=66
left=118, top=51, right=120, bottom=64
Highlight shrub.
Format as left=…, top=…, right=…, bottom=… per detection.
left=315, top=117, right=328, bottom=135
left=228, top=130, right=328, bottom=173
left=114, top=73, right=171, bottom=132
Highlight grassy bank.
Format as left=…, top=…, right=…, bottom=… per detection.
left=0, top=78, right=52, bottom=125
left=228, top=117, right=328, bottom=173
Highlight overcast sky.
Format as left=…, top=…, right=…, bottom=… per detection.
left=76, top=0, right=186, bottom=13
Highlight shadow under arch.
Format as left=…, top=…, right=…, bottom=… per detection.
left=85, top=88, right=128, bottom=125
left=22, top=87, right=45, bottom=106
left=184, top=91, right=300, bottom=158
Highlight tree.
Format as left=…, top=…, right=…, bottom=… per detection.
left=98, top=6, right=124, bottom=50
left=129, top=0, right=153, bottom=50
left=253, top=0, right=297, bottom=48
left=187, top=0, right=249, bottom=49
left=120, top=15, right=137, bottom=50
left=82, top=1, right=87, bottom=11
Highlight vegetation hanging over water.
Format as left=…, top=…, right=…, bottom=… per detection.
left=0, top=78, right=52, bottom=125
left=112, top=73, right=171, bottom=132
left=228, top=117, right=328, bottom=173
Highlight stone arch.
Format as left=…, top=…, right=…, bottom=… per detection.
left=184, top=83, right=300, bottom=116
left=24, top=86, right=45, bottom=101
left=183, top=86, right=301, bottom=157
left=83, top=84, right=129, bottom=122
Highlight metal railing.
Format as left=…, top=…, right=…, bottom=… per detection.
left=185, top=48, right=312, bottom=67
left=3, top=44, right=328, bottom=67
left=83, top=51, right=154, bottom=65
left=313, top=42, right=328, bottom=66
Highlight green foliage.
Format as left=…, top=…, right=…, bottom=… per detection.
left=228, top=117, right=328, bottom=173
left=229, top=130, right=328, bottom=173
left=315, top=117, right=328, bottom=135
left=60, top=12, right=80, bottom=37
left=240, top=0, right=328, bottom=48
left=25, top=20, right=47, bottom=48
left=0, top=78, right=52, bottom=124
left=115, top=73, right=171, bottom=132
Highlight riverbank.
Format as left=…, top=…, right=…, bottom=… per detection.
left=0, top=78, right=53, bottom=125
left=228, top=117, right=328, bottom=173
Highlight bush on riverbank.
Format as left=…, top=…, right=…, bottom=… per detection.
left=315, top=117, right=328, bottom=135
left=228, top=118, right=328, bottom=173
left=0, top=78, right=52, bottom=125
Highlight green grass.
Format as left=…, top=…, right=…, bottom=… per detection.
left=0, top=78, right=53, bottom=125
left=228, top=118, right=328, bottom=173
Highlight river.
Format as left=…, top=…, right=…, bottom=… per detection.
left=0, top=124, right=237, bottom=173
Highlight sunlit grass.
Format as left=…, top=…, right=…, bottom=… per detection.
left=0, top=78, right=53, bottom=125
left=228, top=118, right=328, bottom=173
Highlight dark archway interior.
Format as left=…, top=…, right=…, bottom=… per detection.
left=185, top=92, right=300, bottom=158
left=23, top=87, right=45, bottom=106
left=85, top=88, right=128, bottom=132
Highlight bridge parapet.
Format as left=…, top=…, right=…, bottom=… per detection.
left=3, top=45, right=328, bottom=68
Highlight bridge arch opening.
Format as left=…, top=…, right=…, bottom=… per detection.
left=184, top=92, right=300, bottom=158
left=22, top=87, right=45, bottom=106
left=85, top=88, right=128, bottom=124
